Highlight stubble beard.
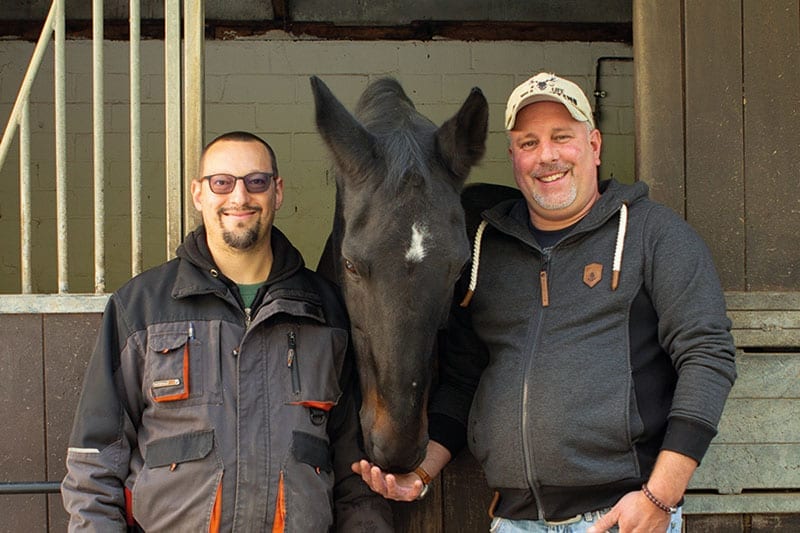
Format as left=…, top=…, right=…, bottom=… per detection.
left=532, top=180, right=577, bottom=211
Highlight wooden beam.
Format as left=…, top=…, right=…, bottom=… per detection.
left=0, top=19, right=632, bottom=43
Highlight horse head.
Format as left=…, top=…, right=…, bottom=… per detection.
left=311, top=76, right=488, bottom=472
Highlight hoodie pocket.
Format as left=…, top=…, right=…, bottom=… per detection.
left=133, top=430, right=223, bottom=531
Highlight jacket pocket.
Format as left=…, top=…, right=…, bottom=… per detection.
left=145, top=321, right=222, bottom=406
left=283, top=325, right=345, bottom=414
left=291, top=430, right=333, bottom=473
left=279, top=431, right=335, bottom=531
left=133, top=430, right=223, bottom=531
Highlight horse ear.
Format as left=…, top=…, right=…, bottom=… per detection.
left=436, top=87, right=489, bottom=186
left=311, top=76, right=379, bottom=188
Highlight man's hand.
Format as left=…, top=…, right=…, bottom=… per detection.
left=587, top=490, right=671, bottom=533
left=351, top=460, right=424, bottom=502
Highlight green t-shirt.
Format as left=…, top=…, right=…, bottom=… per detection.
left=238, top=282, right=264, bottom=309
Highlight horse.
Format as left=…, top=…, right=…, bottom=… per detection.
left=310, top=76, right=488, bottom=472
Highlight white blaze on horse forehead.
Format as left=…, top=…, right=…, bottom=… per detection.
left=405, top=222, right=430, bottom=263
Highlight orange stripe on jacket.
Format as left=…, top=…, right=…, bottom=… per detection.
left=272, top=471, right=285, bottom=533
left=209, top=478, right=222, bottom=533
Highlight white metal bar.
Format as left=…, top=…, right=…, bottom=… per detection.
left=20, top=101, right=32, bottom=294
left=130, top=0, right=143, bottom=276
left=183, top=0, right=204, bottom=232
left=0, top=2, right=57, bottom=174
left=93, top=0, right=105, bottom=294
left=0, top=294, right=110, bottom=314
left=165, top=0, right=182, bottom=259
left=55, top=0, right=68, bottom=293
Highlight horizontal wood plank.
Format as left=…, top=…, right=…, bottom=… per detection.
left=725, top=291, right=800, bottom=310
left=728, top=354, right=800, bottom=398
left=684, top=493, right=800, bottom=514
left=690, top=444, right=800, bottom=493
left=714, top=399, right=800, bottom=442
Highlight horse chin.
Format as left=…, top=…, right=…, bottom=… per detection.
left=360, top=402, right=428, bottom=472
left=364, top=429, right=428, bottom=473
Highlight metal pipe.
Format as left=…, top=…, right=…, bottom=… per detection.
left=20, top=101, right=32, bottom=294
left=130, top=0, right=143, bottom=277
left=93, top=0, right=105, bottom=294
left=0, top=482, right=62, bottom=495
left=0, top=2, right=57, bottom=170
left=55, top=0, right=68, bottom=293
left=165, top=0, right=182, bottom=259
left=0, top=2, right=58, bottom=168
left=183, top=0, right=204, bottom=232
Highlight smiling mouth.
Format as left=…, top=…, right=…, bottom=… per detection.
left=537, top=170, right=568, bottom=183
left=220, top=206, right=261, bottom=217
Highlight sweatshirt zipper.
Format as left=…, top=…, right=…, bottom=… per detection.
left=521, top=249, right=551, bottom=518
left=522, top=306, right=548, bottom=519
left=539, top=249, right=551, bottom=307
left=287, top=329, right=301, bottom=394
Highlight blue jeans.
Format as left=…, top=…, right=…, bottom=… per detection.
left=489, top=507, right=683, bottom=533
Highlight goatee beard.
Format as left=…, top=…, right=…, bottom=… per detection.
left=222, top=220, right=261, bottom=250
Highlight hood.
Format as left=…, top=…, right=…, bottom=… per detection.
left=173, top=225, right=306, bottom=300
left=460, top=179, right=646, bottom=307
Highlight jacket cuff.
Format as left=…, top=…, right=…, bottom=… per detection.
left=428, top=413, right=467, bottom=457
left=661, top=416, right=718, bottom=464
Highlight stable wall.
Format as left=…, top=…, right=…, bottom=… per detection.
left=0, top=38, right=633, bottom=294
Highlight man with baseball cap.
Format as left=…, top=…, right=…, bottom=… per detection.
left=354, top=73, right=736, bottom=533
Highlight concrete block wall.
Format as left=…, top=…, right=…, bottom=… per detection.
left=0, top=38, right=632, bottom=294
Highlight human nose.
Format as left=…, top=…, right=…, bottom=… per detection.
left=228, top=177, right=250, bottom=202
left=538, top=140, right=558, bottom=162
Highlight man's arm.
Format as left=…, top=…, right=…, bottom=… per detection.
left=588, top=450, right=695, bottom=533
left=61, top=297, right=135, bottom=531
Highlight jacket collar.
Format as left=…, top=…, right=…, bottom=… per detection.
left=170, top=225, right=306, bottom=301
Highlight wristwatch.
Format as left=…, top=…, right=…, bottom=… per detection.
left=414, top=466, right=432, bottom=500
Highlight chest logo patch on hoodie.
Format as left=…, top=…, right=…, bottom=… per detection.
left=583, top=263, right=603, bottom=288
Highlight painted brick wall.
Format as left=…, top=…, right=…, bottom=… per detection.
left=0, top=38, right=632, bottom=294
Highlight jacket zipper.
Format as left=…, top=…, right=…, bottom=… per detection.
left=244, top=307, right=252, bottom=329
left=287, top=329, right=301, bottom=394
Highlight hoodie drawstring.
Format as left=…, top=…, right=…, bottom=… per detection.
left=459, top=220, right=488, bottom=307
left=611, top=203, right=628, bottom=291
left=459, top=202, right=629, bottom=306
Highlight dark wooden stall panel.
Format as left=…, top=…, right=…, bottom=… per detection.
left=742, top=0, right=800, bottom=291
left=632, top=0, right=686, bottom=217
left=43, top=313, right=102, bottom=530
left=0, top=315, right=47, bottom=533
left=684, top=0, right=746, bottom=291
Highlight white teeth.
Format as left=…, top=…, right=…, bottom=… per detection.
left=539, top=171, right=566, bottom=183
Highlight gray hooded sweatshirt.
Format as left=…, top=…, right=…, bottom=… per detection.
left=429, top=179, right=737, bottom=521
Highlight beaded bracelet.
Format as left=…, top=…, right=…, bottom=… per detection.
left=641, top=483, right=678, bottom=514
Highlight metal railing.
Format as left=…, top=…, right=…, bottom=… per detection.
left=0, top=0, right=205, bottom=502
left=0, top=0, right=204, bottom=312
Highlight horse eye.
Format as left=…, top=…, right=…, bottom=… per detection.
left=343, top=259, right=358, bottom=275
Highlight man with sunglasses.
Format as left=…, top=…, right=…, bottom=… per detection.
left=62, top=131, right=392, bottom=532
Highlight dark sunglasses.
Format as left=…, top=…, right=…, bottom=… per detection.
left=202, top=172, right=275, bottom=194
